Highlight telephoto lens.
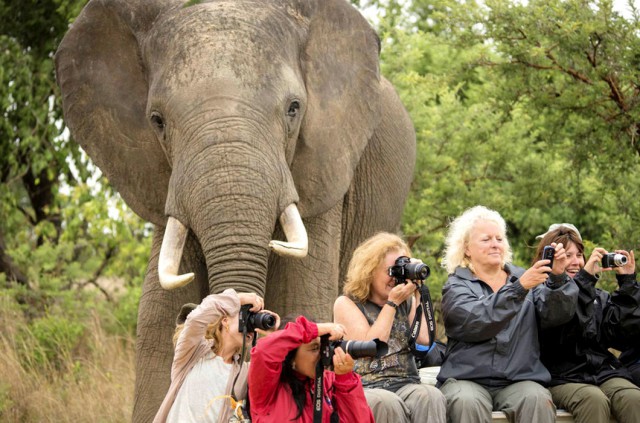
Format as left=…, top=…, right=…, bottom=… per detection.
left=332, top=339, right=388, bottom=359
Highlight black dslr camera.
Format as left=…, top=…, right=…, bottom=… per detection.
left=320, top=335, right=388, bottom=369
left=602, top=253, right=628, bottom=268
left=388, top=256, right=430, bottom=285
left=238, top=304, right=276, bottom=333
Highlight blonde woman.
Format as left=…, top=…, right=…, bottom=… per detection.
left=154, top=289, right=278, bottom=423
left=333, top=232, right=446, bottom=423
left=438, top=206, right=578, bottom=423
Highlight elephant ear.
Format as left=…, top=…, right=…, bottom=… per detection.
left=55, top=0, right=176, bottom=226
left=293, top=0, right=382, bottom=218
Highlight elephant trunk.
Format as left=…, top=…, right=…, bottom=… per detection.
left=158, top=204, right=307, bottom=289
left=158, top=133, right=305, bottom=294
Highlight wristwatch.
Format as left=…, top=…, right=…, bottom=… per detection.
left=385, top=300, right=398, bottom=309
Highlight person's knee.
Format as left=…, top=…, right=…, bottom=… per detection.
left=520, top=381, right=552, bottom=403
left=365, top=389, right=407, bottom=415
left=573, top=386, right=610, bottom=414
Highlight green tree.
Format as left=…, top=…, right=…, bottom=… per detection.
left=372, top=0, right=640, bottom=296
left=0, top=0, right=149, bottom=312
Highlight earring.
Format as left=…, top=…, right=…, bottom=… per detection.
left=292, top=361, right=296, bottom=370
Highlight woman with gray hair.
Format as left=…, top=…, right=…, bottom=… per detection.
left=437, top=206, right=578, bottom=423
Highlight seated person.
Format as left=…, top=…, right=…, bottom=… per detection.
left=248, top=315, right=374, bottom=422
left=154, top=290, right=276, bottom=423
left=333, top=232, right=447, bottom=423
left=535, top=223, right=640, bottom=423
left=438, top=206, right=578, bottom=423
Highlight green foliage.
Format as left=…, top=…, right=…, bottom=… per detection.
left=0, top=0, right=147, bottom=358
left=374, top=0, right=640, bottom=299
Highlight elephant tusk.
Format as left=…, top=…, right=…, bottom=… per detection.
left=269, top=203, right=308, bottom=258
left=158, top=216, right=195, bottom=289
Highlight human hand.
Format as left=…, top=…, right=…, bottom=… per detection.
left=584, top=247, right=609, bottom=275
left=317, top=323, right=346, bottom=341
left=550, top=242, right=568, bottom=275
left=615, top=250, right=635, bottom=275
left=254, top=310, right=281, bottom=336
left=237, top=292, right=264, bottom=312
left=520, top=259, right=553, bottom=289
left=387, top=279, right=417, bottom=306
left=332, top=347, right=354, bottom=375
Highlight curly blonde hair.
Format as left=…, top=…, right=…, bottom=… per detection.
left=172, top=314, right=226, bottom=354
left=343, top=232, right=411, bottom=303
left=441, top=205, right=512, bottom=274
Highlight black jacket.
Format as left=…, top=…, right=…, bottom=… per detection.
left=437, top=264, right=578, bottom=388
left=602, top=273, right=640, bottom=369
left=540, top=269, right=635, bottom=386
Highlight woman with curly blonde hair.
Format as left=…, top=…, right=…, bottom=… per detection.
left=334, top=232, right=446, bottom=423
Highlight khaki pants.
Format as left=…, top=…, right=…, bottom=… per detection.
left=364, top=383, right=447, bottom=423
left=439, top=378, right=556, bottom=423
left=550, top=377, right=640, bottom=423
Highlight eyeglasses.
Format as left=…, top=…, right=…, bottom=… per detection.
left=536, top=223, right=582, bottom=241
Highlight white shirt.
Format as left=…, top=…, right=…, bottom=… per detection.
left=167, top=351, right=233, bottom=423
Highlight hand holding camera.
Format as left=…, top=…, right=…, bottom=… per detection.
left=317, top=322, right=346, bottom=341
left=613, top=250, right=635, bottom=275
left=541, top=242, right=567, bottom=275
left=319, top=333, right=388, bottom=372
left=238, top=304, right=277, bottom=333
left=237, top=292, right=264, bottom=312
left=388, top=256, right=430, bottom=286
left=331, top=346, right=355, bottom=376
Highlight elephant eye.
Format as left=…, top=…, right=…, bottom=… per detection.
left=287, top=101, right=300, bottom=118
left=150, top=112, right=165, bottom=131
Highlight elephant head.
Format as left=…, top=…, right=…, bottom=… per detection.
left=55, top=0, right=415, bottom=420
left=56, top=0, right=380, bottom=294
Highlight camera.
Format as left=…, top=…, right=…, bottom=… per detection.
left=602, top=253, right=628, bottom=268
left=320, top=335, right=388, bottom=368
left=542, top=245, right=555, bottom=271
left=238, top=304, right=276, bottom=333
left=388, top=256, right=430, bottom=285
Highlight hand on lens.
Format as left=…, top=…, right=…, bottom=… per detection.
left=332, top=347, right=355, bottom=375
left=238, top=293, right=263, bottom=312
left=255, top=310, right=280, bottom=336
left=615, top=250, right=635, bottom=275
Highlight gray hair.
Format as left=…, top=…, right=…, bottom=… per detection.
left=441, top=205, right=513, bottom=274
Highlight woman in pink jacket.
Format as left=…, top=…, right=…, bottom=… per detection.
left=248, top=315, right=374, bottom=422
left=154, top=289, right=276, bottom=423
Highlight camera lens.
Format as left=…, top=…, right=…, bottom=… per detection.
left=406, top=262, right=430, bottom=280
left=335, top=339, right=388, bottom=359
left=602, top=253, right=628, bottom=268
left=613, top=253, right=628, bottom=267
left=250, top=312, right=276, bottom=331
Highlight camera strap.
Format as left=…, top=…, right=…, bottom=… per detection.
left=408, top=283, right=436, bottom=351
left=313, top=359, right=324, bottom=423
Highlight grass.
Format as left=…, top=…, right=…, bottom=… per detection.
left=0, top=296, right=135, bottom=422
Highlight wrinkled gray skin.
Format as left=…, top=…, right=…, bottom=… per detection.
left=55, top=0, right=415, bottom=420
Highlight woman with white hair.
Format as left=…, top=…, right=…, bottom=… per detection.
left=437, top=206, right=578, bottom=423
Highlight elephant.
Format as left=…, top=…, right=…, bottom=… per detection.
left=55, top=0, right=416, bottom=421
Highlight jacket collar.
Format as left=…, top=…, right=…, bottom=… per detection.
left=454, top=263, right=524, bottom=282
